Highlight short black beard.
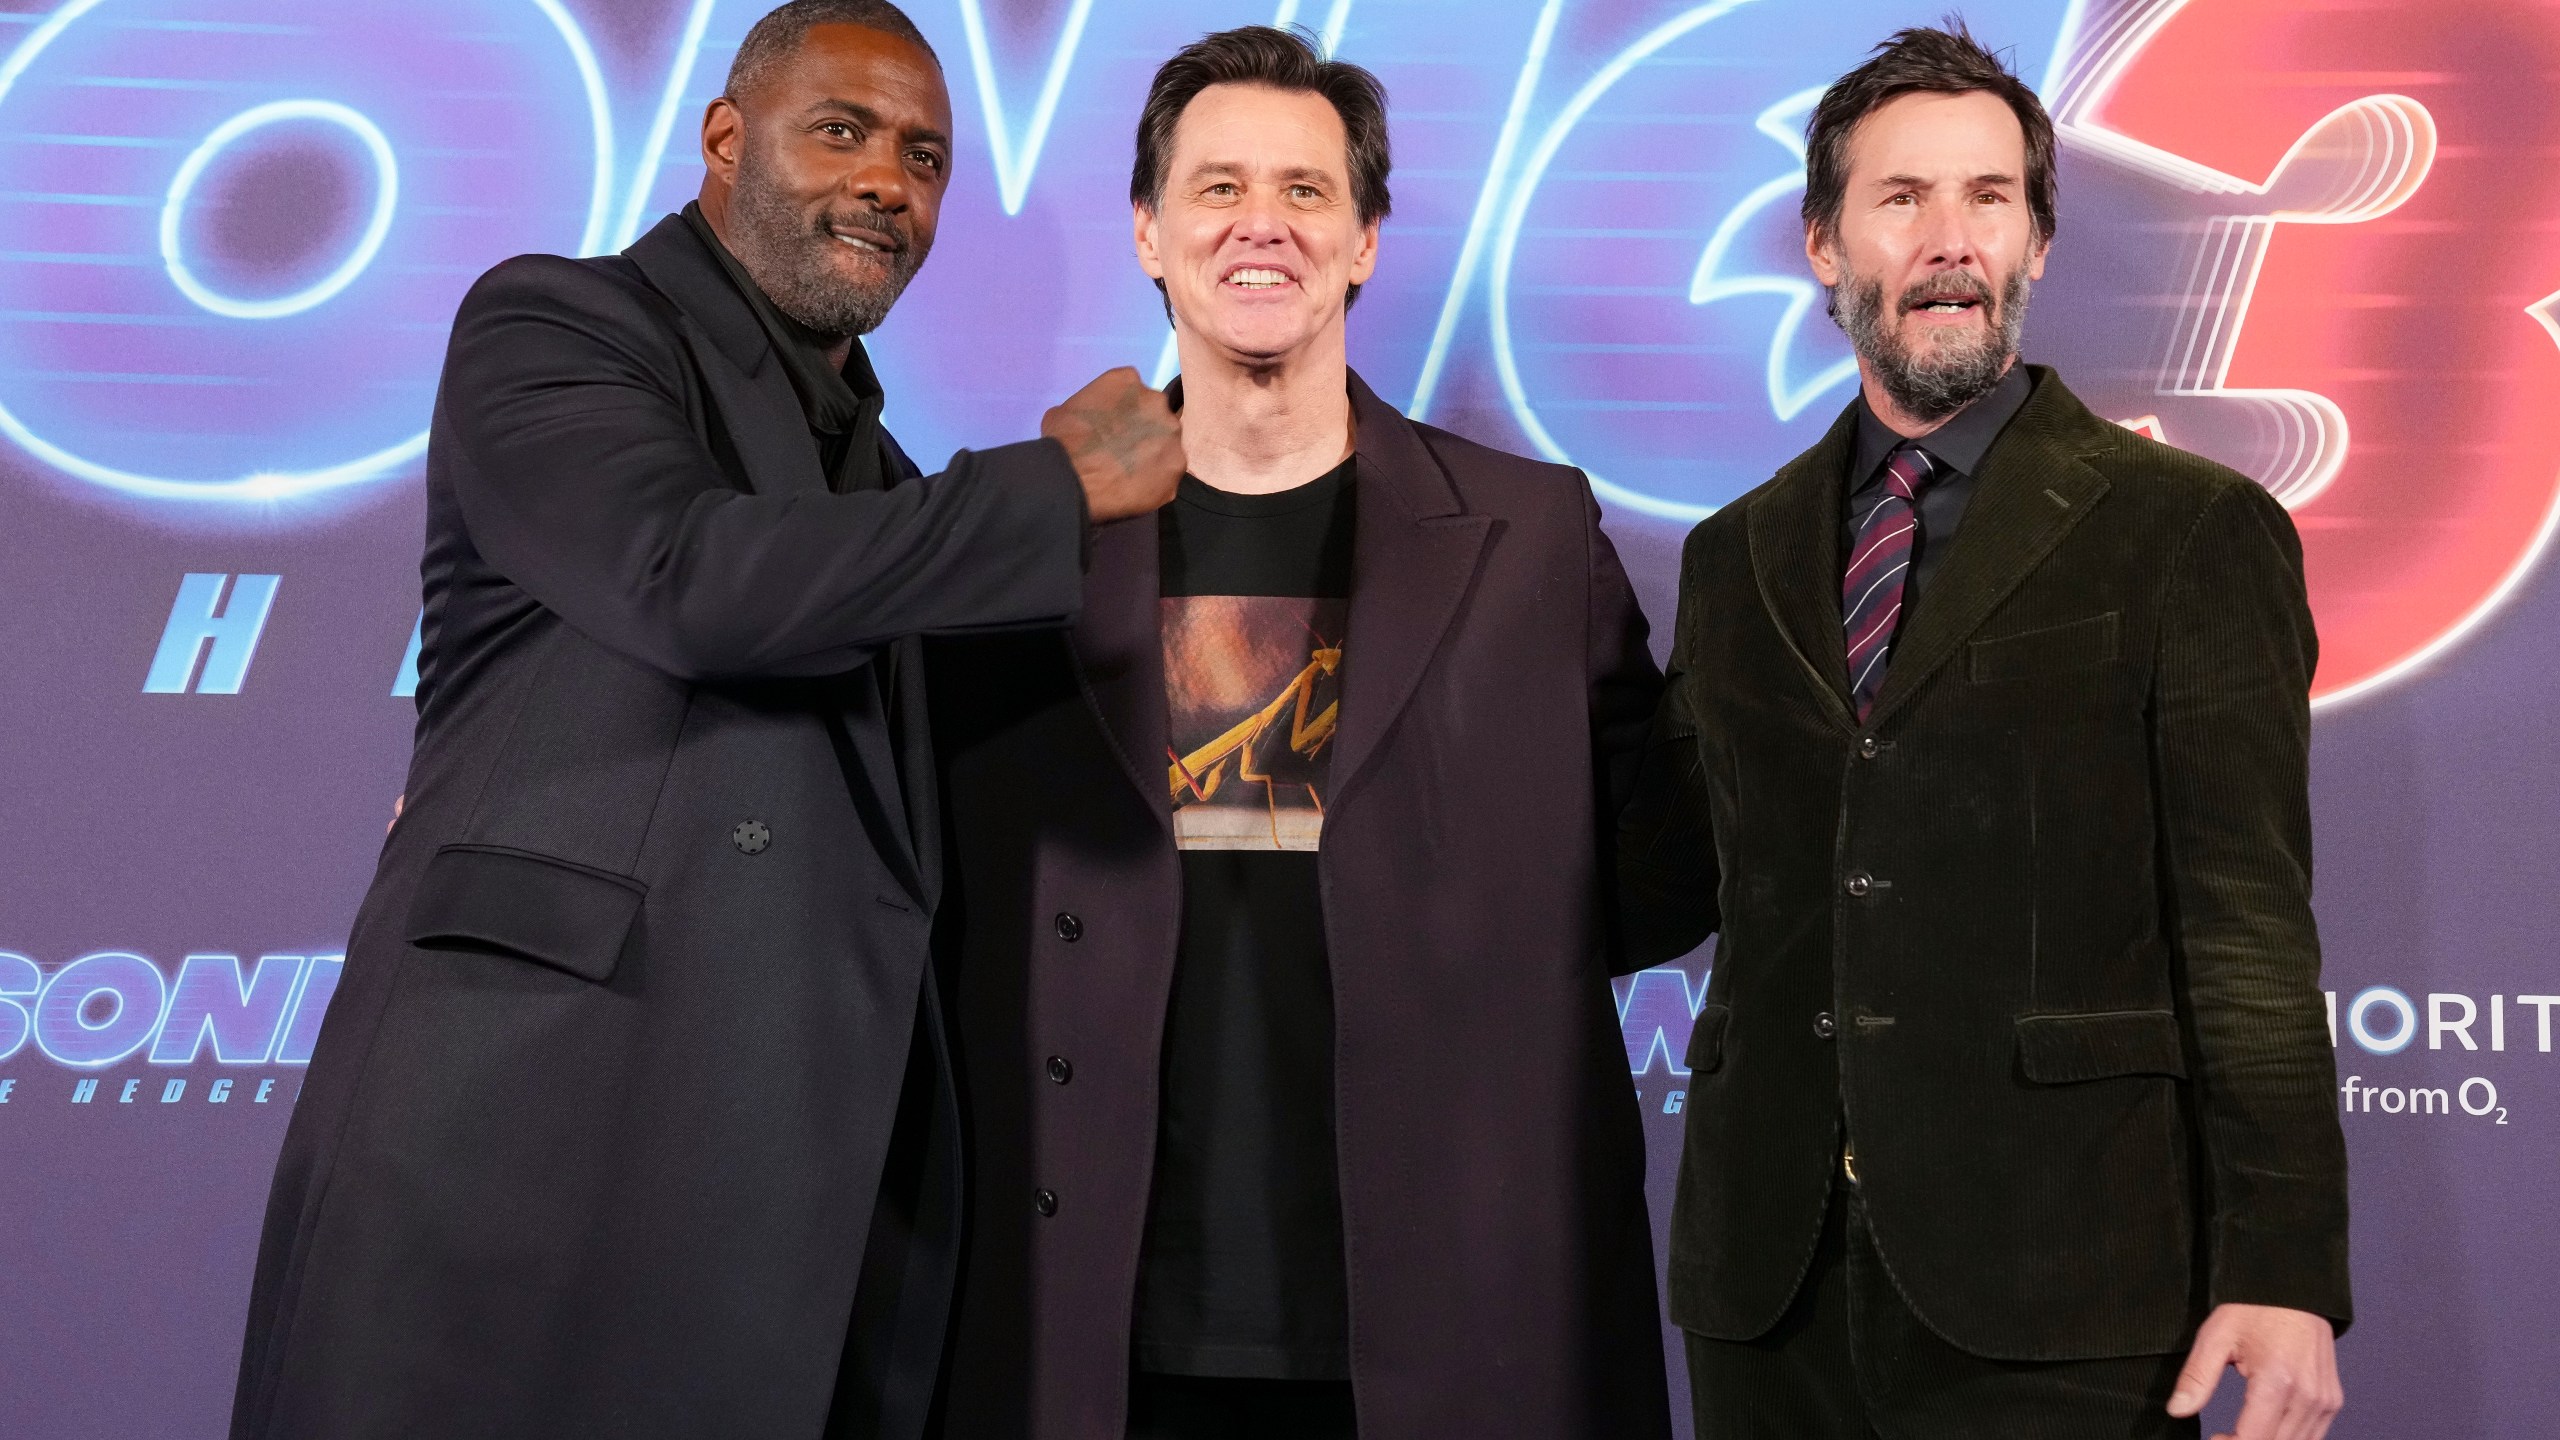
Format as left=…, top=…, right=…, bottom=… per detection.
left=724, top=137, right=928, bottom=337
left=1831, top=263, right=2030, bottom=422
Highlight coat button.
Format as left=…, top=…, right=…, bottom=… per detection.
left=1858, top=736, right=1880, bottom=759
left=1843, top=871, right=1872, bottom=897
left=1814, top=1012, right=1837, bottom=1040
left=732, top=820, right=771, bottom=855
left=1054, top=912, right=1083, bottom=942
left=1046, top=1055, right=1073, bottom=1085
left=1033, top=1188, right=1059, bottom=1217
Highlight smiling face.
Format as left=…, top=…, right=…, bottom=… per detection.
left=1135, top=83, right=1379, bottom=368
left=1807, top=88, right=2048, bottom=422
left=699, top=22, right=953, bottom=337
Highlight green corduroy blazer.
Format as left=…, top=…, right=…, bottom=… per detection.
left=1618, top=366, right=2352, bottom=1360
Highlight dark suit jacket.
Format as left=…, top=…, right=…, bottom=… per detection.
left=1618, top=368, right=2352, bottom=1362
left=229, top=214, right=1087, bottom=1439
left=926, top=373, right=1674, bottom=1440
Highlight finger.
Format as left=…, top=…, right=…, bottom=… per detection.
left=2226, top=1367, right=2298, bottom=1440
left=2167, top=1324, right=2234, bottom=1418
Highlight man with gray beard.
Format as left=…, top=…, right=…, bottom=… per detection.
left=1615, top=24, right=2352, bottom=1440
left=228, top=5, right=1181, bottom=1438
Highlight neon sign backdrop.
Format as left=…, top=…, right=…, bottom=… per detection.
left=0, top=0, right=2549, bottom=706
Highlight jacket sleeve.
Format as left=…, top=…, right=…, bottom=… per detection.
left=1611, top=522, right=1721, bottom=970
left=1578, top=480, right=1668, bottom=975
left=2152, top=478, right=2352, bottom=1330
left=440, top=255, right=1088, bottom=683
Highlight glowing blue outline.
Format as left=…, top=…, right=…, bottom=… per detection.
left=1683, top=86, right=1857, bottom=423
left=613, top=0, right=720, bottom=251
left=32, top=950, right=165, bottom=1069
left=1407, top=0, right=1564, bottom=421
left=146, top=951, right=305, bottom=1066
left=1486, top=0, right=1760, bottom=523
left=0, top=0, right=616, bottom=503
left=158, top=100, right=398, bottom=320
left=956, top=0, right=1096, bottom=216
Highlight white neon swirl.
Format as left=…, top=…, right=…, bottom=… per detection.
left=614, top=0, right=721, bottom=251
left=159, top=101, right=398, bottom=320
left=1407, top=0, right=1563, bottom=421
left=956, top=0, right=1096, bottom=216
left=1684, top=86, right=1856, bottom=423
left=0, top=0, right=616, bottom=502
left=1486, top=0, right=1760, bottom=524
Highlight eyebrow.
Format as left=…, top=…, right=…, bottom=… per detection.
left=1183, top=160, right=1339, bottom=185
left=1870, top=171, right=2021, bottom=190
left=807, top=99, right=949, bottom=151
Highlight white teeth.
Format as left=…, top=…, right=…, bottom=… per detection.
left=1226, top=267, right=1289, bottom=288
left=834, top=232, right=889, bottom=253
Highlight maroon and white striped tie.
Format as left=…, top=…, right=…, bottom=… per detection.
left=1843, top=445, right=1933, bottom=722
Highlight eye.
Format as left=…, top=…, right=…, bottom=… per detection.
left=1288, top=184, right=1321, bottom=201
left=818, top=120, right=856, bottom=141
left=907, top=148, right=944, bottom=174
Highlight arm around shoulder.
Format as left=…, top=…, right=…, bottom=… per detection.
left=439, top=256, right=1086, bottom=683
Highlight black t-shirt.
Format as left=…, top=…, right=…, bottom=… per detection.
left=1133, top=459, right=1356, bottom=1381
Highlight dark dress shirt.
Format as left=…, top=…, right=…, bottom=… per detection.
left=1841, top=363, right=2034, bottom=616
left=683, top=201, right=888, bottom=495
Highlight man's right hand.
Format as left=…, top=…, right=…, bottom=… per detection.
left=1041, top=367, right=1183, bottom=522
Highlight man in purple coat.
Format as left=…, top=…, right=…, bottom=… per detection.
left=927, top=25, right=1673, bottom=1440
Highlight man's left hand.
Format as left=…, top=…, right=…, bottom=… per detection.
left=2166, top=1302, right=2342, bottom=1440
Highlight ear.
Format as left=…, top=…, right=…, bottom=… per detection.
left=1804, top=220, right=1843, bottom=288
left=2027, top=232, right=2051, bottom=283
left=1346, top=215, right=1381, bottom=287
left=700, top=97, right=744, bottom=186
left=1134, top=201, right=1166, bottom=282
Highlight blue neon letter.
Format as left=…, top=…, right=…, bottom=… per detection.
left=151, top=954, right=307, bottom=1065
left=36, top=951, right=167, bottom=1068
left=142, top=573, right=281, bottom=695
left=0, top=951, right=38, bottom=1062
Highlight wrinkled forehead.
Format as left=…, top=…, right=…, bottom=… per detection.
left=1167, top=83, right=1352, bottom=182
left=1842, top=89, right=2027, bottom=183
left=757, top=23, right=952, bottom=131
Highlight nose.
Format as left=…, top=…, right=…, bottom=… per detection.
left=1231, top=188, right=1290, bottom=244
left=844, top=142, right=911, bottom=214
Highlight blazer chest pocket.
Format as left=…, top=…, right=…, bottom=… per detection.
left=407, top=844, right=647, bottom=983
left=1684, top=1003, right=1732, bottom=1074
left=1969, top=610, right=2120, bottom=683
left=2015, top=1009, right=2186, bottom=1084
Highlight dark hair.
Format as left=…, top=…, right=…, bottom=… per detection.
left=1801, top=19, right=2057, bottom=246
left=725, top=0, right=938, bottom=101
left=1131, top=26, right=1392, bottom=225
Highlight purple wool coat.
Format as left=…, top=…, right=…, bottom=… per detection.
left=925, top=373, right=1675, bottom=1440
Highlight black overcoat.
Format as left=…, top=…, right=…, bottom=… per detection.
left=228, top=215, right=1088, bottom=1439
left=927, top=374, right=1676, bottom=1440
left=1617, top=369, right=2353, bottom=1363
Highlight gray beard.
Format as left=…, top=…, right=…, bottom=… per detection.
left=1832, top=264, right=2030, bottom=422
left=724, top=144, right=926, bottom=337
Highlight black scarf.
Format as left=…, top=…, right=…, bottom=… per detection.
left=683, top=201, right=889, bottom=494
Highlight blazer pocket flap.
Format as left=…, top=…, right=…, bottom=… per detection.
left=406, top=844, right=645, bottom=983
left=1969, top=610, right=2121, bottom=682
left=2016, top=1009, right=2187, bottom=1083
left=1684, top=1003, right=1732, bottom=1074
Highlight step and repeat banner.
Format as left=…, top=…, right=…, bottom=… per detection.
left=0, top=0, right=2553, bottom=1433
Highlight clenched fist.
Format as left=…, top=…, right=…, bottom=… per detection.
left=1042, top=367, right=1183, bottom=522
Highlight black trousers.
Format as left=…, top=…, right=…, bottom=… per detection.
left=1126, top=1375, right=1357, bottom=1439
left=1685, top=1182, right=2198, bottom=1440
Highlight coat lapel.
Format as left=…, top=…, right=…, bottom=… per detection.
left=624, top=215, right=828, bottom=499
left=1328, top=372, right=1494, bottom=803
left=1862, top=369, right=2112, bottom=727
left=1746, top=403, right=1862, bottom=729
left=1070, top=513, right=1173, bottom=837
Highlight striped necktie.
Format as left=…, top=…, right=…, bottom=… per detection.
left=1843, top=444, right=1934, bottom=721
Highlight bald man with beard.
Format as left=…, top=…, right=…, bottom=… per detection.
left=227, top=5, right=1181, bottom=1437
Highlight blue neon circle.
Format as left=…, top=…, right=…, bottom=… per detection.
left=160, top=100, right=400, bottom=322
left=2348, top=986, right=2418, bottom=1055
left=0, top=0, right=617, bottom=505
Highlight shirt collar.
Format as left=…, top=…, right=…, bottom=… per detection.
left=1849, top=362, right=2035, bottom=489
left=681, top=201, right=880, bottom=436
